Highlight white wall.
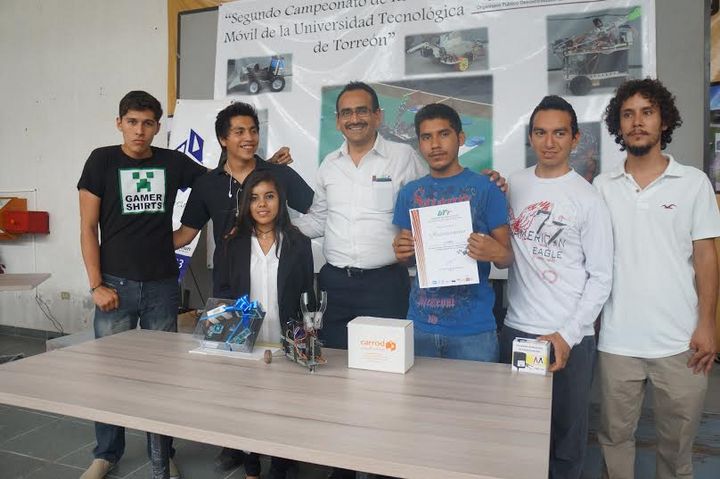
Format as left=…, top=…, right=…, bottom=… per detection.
left=0, top=0, right=168, bottom=333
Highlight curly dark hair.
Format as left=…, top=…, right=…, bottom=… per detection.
left=604, top=78, right=682, bottom=151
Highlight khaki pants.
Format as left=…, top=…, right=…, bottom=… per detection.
left=597, top=351, right=707, bottom=479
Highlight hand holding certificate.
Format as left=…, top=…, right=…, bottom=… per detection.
left=410, top=201, right=479, bottom=289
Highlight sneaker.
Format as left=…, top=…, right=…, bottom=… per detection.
left=80, top=459, right=114, bottom=479
left=214, top=447, right=245, bottom=471
left=169, top=457, right=180, bottom=479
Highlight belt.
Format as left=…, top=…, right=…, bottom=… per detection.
left=329, top=263, right=397, bottom=278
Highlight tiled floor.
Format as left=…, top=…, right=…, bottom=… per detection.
left=0, top=403, right=335, bottom=479
left=0, top=332, right=719, bottom=479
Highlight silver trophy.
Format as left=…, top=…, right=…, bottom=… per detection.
left=300, top=291, right=327, bottom=332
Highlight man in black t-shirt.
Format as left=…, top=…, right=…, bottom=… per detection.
left=174, top=102, right=313, bottom=291
left=77, top=91, right=207, bottom=479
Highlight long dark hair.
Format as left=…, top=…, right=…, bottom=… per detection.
left=224, top=170, right=297, bottom=257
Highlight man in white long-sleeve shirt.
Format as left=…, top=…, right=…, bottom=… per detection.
left=500, top=95, right=613, bottom=479
left=294, top=82, right=427, bottom=351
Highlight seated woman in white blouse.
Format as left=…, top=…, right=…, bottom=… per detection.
left=215, top=170, right=315, bottom=479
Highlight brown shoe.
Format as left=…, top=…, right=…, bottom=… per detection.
left=169, top=457, right=180, bottom=479
left=79, top=459, right=114, bottom=479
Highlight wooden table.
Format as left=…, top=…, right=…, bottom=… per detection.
left=0, top=330, right=552, bottom=479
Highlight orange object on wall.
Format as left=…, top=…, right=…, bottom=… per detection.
left=3, top=211, right=49, bottom=234
left=0, top=197, right=50, bottom=239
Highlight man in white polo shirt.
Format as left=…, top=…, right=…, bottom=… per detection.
left=594, top=78, right=720, bottom=479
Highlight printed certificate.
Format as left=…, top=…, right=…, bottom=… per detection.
left=410, top=201, right=479, bottom=289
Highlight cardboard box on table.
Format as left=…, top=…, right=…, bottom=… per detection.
left=347, top=317, right=414, bottom=374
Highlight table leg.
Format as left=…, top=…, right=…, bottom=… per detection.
left=148, top=432, right=170, bottom=479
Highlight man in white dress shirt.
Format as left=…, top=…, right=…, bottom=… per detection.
left=295, top=82, right=427, bottom=351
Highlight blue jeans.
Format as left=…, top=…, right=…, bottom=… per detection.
left=414, top=328, right=499, bottom=362
left=93, top=274, right=179, bottom=463
left=499, top=325, right=596, bottom=479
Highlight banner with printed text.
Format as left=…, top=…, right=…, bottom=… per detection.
left=213, top=0, right=655, bottom=185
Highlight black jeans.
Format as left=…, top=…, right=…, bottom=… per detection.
left=500, top=325, right=596, bottom=479
left=243, top=453, right=295, bottom=476
left=318, top=263, right=410, bottom=349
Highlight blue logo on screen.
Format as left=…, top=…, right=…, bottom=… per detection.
left=175, top=129, right=204, bottom=164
